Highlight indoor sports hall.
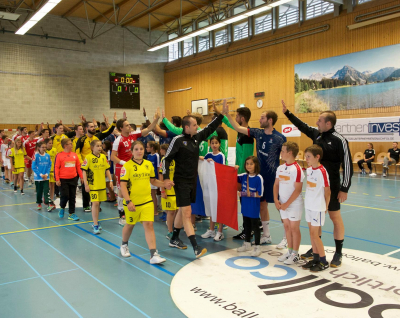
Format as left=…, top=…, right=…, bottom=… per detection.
left=0, top=0, right=400, bottom=317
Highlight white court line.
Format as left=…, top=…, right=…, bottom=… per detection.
left=385, top=248, right=400, bottom=256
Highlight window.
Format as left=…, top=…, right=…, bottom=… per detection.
left=306, top=0, right=334, bottom=19
left=234, top=21, right=248, bottom=41
left=255, top=12, right=272, bottom=34
left=183, top=25, right=192, bottom=34
left=254, top=0, right=265, bottom=6
left=233, top=4, right=246, bottom=15
left=183, top=38, right=193, bottom=57
left=215, top=28, right=228, bottom=47
left=198, top=32, right=209, bottom=52
left=168, top=33, right=179, bottom=62
left=198, top=19, right=209, bottom=29
left=358, top=0, right=373, bottom=4
left=278, top=5, right=299, bottom=28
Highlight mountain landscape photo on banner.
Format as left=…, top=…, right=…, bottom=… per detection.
left=294, top=43, right=400, bottom=113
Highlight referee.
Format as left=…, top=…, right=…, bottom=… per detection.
left=162, top=104, right=224, bottom=259
left=282, top=100, right=353, bottom=268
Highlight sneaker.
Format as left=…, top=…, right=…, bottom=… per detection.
left=194, top=246, right=207, bottom=259
left=301, top=248, right=314, bottom=260
left=251, top=245, right=262, bottom=257
left=302, top=260, right=318, bottom=270
left=213, top=232, right=224, bottom=242
left=68, top=214, right=80, bottom=221
left=166, top=232, right=173, bottom=240
left=369, top=172, right=377, bottom=177
left=192, top=224, right=197, bottom=231
left=195, top=216, right=202, bottom=223
left=169, top=238, right=187, bottom=249
left=260, top=235, right=271, bottom=244
left=119, top=216, right=126, bottom=226
left=330, top=252, right=342, bottom=268
left=369, top=170, right=373, bottom=175
left=311, top=261, right=329, bottom=272
left=92, top=224, right=101, bottom=235
left=58, top=208, right=65, bottom=218
left=84, top=206, right=91, bottom=212
left=223, top=225, right=228, bottom=230
left=47, top=204, right=56, bottom=212
left=201, top=229, right=215, bottom=239
left=98, top=222, right=102, bottom=230
left=150, top=252, right=166, bottom=264
left=14, top=187, right=17, bottom=193
left=233, top=230, right=246, bottom=240
left=276, top=238, right=287, bottom=249
left=20, top=190, right=24, bottom=195
left=383, top=172, right=387, bottom=177
left=284, top=253, right=300, bottom=265
left=11, top=182, right=14, bottom=186
left=37, top=204, right=42, bottom=210
left=278, top=251, right=291, bottom=262
left=237, top=242, right=252, bottom=252
left=120, top=244, right=131, bottom=257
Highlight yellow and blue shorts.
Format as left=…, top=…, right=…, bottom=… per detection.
left=124, top=201, right=154, bottom=225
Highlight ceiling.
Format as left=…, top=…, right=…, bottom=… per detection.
left=0, top=0, right=246, bottom=33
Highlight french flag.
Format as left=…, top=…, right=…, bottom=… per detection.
left=191, top=160, right=238, bottom=230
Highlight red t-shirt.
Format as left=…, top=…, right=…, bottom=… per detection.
left=112, top=132, right=142, bottom=167
left=23, top=138, right=39, bottom=158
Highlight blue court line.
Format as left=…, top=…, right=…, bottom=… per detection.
left=0, top=191, right=12, bottom=199
left=26, top=207, right=176, bottom=277
left=0, top=269, right=80, bottom=287
left=75, top=225, right=175, bottom=277
left=42, top=268, right=80, bottom=277
left=3, top=211, right=151, bottom=318
left=101, top=228, right=185, bottom=267
left=2, top=236, right=83, bottom=318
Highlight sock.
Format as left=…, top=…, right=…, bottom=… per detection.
left=171, top=227, right=181, bottom=240
left=262, top=221, right=270, bottom=237
left=320, top=256, right=327, bottom=264
left=288, top=248, right=293, bottom=254
left=118, top=210, right=124, bottom=218
left=122, top=241, right=128, bottom=246
left=292, top=250, right=298, bottom=255
left=335, top=239, right=344, bottom=254
left=313, top=253, right=320, bottom=262
left=117, top=196, right=123, bottom=210
left=150, top=249, right=156, bottom=258
left=188, top=235, right=197, bottom=248
left=283, top=233, right=287, bottom=240
left=319, top=235, right=322, bottom=239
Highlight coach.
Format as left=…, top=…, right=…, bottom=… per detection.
left=282, top=100, right=353, bottom=268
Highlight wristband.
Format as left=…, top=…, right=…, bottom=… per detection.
left=119, top=160, right=126, bottom=165
left=161, top=190, right=166, bottom=193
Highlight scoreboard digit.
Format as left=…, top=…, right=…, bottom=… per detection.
left=110, top=72, right=140, bottom=109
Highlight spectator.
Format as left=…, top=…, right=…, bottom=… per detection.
left=383, top=142, right=400, bottom=177
left=357, top=143, right=375, bottom=175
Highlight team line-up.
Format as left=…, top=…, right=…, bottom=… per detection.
left=1, top=100, right=398, bottom=270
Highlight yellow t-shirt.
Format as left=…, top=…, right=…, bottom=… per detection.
left=120, top=159, right=155, bottom=206
left=72, top=137, right=78, bottom=153
left=52, top=134, right=69, bottom=153
left=159, top=157, right=175, bottom=196
left=9, top=148, right=27, bottom=169
left=81, top=153, right=110, bottom=191
left=46, top=147, right=57, bottom=172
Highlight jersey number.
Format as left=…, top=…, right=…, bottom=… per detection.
left=133, top=166, right=137, bottom=171
left=91, top=193, right=98, bottom=199
left=166, top=202, right=171, bottom=208
left=262, top=142, right=266, bottom=149
left=129, top=217, right=133, bottom=222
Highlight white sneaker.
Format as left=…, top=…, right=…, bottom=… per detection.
left=119, top=217, right=126, bottom=226
left=369, top=173, right=376, bottom=177
left=260, top=235, right=271, bottom=244
left=278, top=250, right=291, bottom=262
left=251, top=245, right=262, bottom=257
left=213, top=232, right=224, bottom=242
left=276, top=238, right=288, bottom=249
left=201, top=229, right=215, bottom=238
left=237, top=242, right=252, bottom=252
left=150, top=252, right=166, bottom=264
left=120, top=244, right=130, bottom=257
left=284, top=253, right=300, bottom=265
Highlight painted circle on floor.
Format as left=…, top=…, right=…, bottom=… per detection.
left=171, top=246, right=400, bottom=318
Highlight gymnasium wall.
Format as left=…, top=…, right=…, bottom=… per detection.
left=0, top=14, right=166, bottom=127
left=164, top=0, right=400, bottom=165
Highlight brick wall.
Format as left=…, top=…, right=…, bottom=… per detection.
left=0, top=14, right=167, bottom=126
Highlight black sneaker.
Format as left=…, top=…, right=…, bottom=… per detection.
left=169, top=239, right=187, bottom=250
left=311, top=262, right=329, bottom=272
left=233, top=231, right=246, bottom=240
left=330, top=252, right=342, bottom=268
left=302, top=260, right=317, bottom=270
left=194, top=245, right=207, bottom=259
left=195, top=216, right=202, bottom=223
left=301, top=248, right=313, bottom=260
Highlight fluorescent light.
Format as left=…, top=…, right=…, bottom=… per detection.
left=16, top=0, right=62, bottom=35
left=205, top=21, right=227, bottom=31
left=224, top=15, right=248, bottom=24
left=268, top=0, right=292, bottom=8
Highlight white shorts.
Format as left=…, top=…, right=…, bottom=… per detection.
left=280, top=204, right=303, bottom=221
left=305, top=209, right=325, bottom=227
left=150, top=184, right=158, bottom=190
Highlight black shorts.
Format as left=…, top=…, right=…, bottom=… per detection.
left=328, top=182, right=340, bottom=212
left=175, top=181, right=197, bottom=207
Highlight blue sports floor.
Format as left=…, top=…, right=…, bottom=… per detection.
left=0, top=174, right=399, bottom=317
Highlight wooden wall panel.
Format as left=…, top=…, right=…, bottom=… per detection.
left=164, top=0, right=400, bottom=162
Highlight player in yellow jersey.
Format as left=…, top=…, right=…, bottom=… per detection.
left=120, top=141, right=172, bottom=265
left=82, top=140, right=112, bottom=235
left=52, top=123, right=76, bottom=153
left=9, top=137, right=30, bottom=195
left=159, top=144, right=178, bottom=241
left=72, top=124, right=84, bottom=153
left=45, top=138, right=57, bottom=211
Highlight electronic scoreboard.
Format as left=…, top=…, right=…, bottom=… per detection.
left=109, top=72, right=140, bottom=109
